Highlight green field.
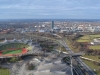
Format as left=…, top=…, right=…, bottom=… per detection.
left=77, top=39, right=90, bottom=42
left=76, top=34, right=100, bottom=50
left=89, top=35, right=100, bottom=38
left=0, top=68, right=10, bottom=75
left=0, top=43, right=29, bottom=50
left=76, top=35, right=91, bottom=42
left=89, top=45, right=100, bottom=50
left=77, top=34, right=100, bottom=43
left=83, top=55, right=100, bottom=62
left=83, top=60, right=100, bottom=75
left=3, top=50, right=22, bottom=55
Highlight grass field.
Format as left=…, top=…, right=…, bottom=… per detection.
left=77, top=39, right=90, bottom=42
left=76, top=35, right=91, bottom=42
left=76, top=34, right=100, bottom=50
left=0, top=43, right=29, bottom=50
left=65, top=38, right=79, bottom=52
left=83, top=55, right=100, bottom=62
left=83, top=60, right=100, bottom=75
left=89, top=45, right=100, bottom=50
left=77, top=34, right=100, bottom=43
left=3, top=50, right=22, bottom=55
left=0, top=43, right=30, bottom=56
left=90, top=35, right=100, bottom=38
left=0, top=68, right=10, bottom=75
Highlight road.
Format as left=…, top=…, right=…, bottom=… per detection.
left=23, top=33, right=96, bottom=75
left=58, top=39, right=96, bottom=75
left=32, top=33, right=96, bottom=75
left=17, top=33, right=96, bottom=75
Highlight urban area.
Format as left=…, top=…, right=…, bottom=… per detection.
left=0, top=20, right=100, bottom=75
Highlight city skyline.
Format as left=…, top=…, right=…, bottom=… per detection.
left=0, top=0, right=100, bottom=19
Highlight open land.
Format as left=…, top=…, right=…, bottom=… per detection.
left=3, top=50, right=22, bottom=55
left=0, top=68, right=10, bottom=75
left=77, top=34, right=100, bottom=50
left=83, top=60, right=100, bottom=75
left=77, top=34, right=100, bottom=43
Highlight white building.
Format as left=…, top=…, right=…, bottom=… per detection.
left=90, top=38, right=100, bottom=45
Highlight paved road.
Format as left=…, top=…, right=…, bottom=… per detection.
left=58, top=40, right=96, bottom=75
left=27, top=33, right=96, bottom=75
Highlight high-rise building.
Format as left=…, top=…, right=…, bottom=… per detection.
left=52, top=21, right=54, bottom=29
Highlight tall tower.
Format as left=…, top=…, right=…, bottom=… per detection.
left=52, top=21, right=54, bottom=29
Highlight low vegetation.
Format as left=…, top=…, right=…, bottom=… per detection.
left=62, top=57, right=70, bottom=65
left=3, top=50, right=22, bottom=55
left=66, top=34, right=100, bottom=54
left=83, top=60, right=100, bottom=75
left=8, top=57, right=19, bottom=62
left=65, top=37, right=81, bottom=52
left=89, top=45, right=100, bottom=50
left=76, top=35, right=91, bottom=42
left=26, top=63, right=35, bottom=70
left=0, top=43, right=29, bottom=50
left=77, top=34, right=100, bottom=43
left=38, top=39, right=58, bottom=52
left=0, top=67, right=10, bottom=75
left=66, top=34, right=100, bottom=75
left=83, top=55, right=100, bottom=62
left=57, top=46, right=67, bottom=53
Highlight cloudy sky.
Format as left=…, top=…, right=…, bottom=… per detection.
left=0, top=0, right=100, bottom=19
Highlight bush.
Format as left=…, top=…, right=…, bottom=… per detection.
left=62, top=57, right=70, bottom=65
left=98, top=56, right=100, bottom=59
left=9, top=57, right=18, bottom=62
left=27, top=63, right=35, bottom=70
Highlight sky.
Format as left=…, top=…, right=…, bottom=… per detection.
left=0, top=0, right=100, bottom=19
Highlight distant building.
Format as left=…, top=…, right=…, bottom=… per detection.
left=39, top=30, right=45, bottom=33
left=90, top=38, right=100, bottom=45
left=53, top=27, right=60, bottom=32
left=52, top=21, right=54, bottom=29
left=77, top=25, right=85, bottom=31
